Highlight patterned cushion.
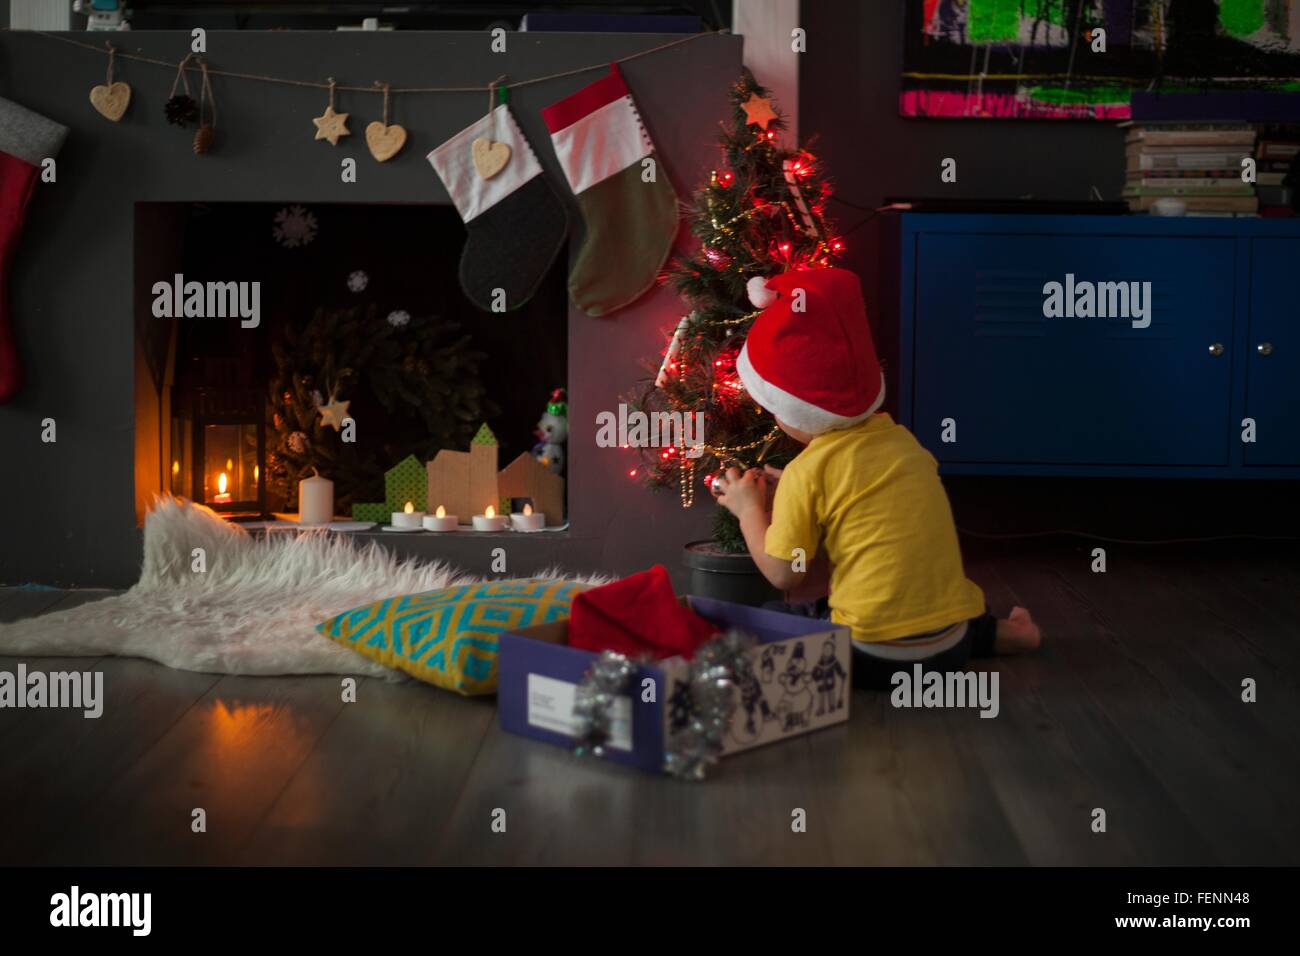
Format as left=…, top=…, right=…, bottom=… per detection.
left=317, top=578, right=588, bottom=696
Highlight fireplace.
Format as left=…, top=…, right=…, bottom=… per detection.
left=134, top=201, right=567, bottom=525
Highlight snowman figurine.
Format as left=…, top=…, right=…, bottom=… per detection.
left=532, top=388, right=568, bottom=475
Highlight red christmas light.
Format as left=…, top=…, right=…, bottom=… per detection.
left=718, top=170, right=735, bottom=187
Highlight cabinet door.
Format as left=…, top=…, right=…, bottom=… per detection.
left=913, top=233, right=1235, bottom=466
left=1245, top=238, right=1300, bottom=466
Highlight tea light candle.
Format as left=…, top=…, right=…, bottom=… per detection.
left=391, top=500, right=425, bottom=530
left=424, top=504, right=458, bottom=532
left=510, top=502, right=544, bottom=531
left=472, top=504, right=507, bottom=532
left=298, top=470, right=334, bottom=525
left=212, top=471, right=232, bottom=504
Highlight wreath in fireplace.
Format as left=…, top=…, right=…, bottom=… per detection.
left=266, top=303, right=495, bottom=513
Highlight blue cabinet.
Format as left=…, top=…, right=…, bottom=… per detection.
left=894, top=214, right=1300, bottom=477
left=1245, top=238, right=1300, bottom=467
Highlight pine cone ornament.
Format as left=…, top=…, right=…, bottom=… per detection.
left=164, top=94, right=198, bottom=127
left=193, top=125, right=214, bottom=155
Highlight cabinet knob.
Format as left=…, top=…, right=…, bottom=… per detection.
left=1208, top=343, right=1225, bottom=357
left=1257, top=342, right=1274, bottom=356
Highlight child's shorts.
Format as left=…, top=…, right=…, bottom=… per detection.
left=762, top=597, right=997, bottom=691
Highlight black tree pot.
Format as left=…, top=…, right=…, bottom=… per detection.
left=682, top=540, right=780, bottom=608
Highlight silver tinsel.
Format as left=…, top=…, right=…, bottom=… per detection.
left=663, top=629, right=756, bottom=781
left=572, top=630, right=758, bottom=781
left=571, top=651, right=635, bottom=759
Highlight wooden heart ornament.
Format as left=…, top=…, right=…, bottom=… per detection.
left=365, top=121, right=406, bottom=163
left=471, top=137, right=511, bottom=180
left=90, top=82, right=132, bottom=122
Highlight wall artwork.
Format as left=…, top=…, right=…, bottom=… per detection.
left=901, top=0, right=1300, bottom=119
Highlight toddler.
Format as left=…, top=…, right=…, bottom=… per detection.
left=713, top=268, right=1040, bottom=690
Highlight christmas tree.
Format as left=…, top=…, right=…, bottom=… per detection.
left=267, top=303, right=494, bottom=513
left=629, top=70, right=845, bottom=551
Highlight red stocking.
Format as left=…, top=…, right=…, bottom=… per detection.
left=0, top=97, right=68, bottom=404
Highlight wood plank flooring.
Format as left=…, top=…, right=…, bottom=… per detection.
left=1, top=540, right=1298, bottom=866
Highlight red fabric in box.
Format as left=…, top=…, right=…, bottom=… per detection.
left=567, top=564, right=717, bottom=660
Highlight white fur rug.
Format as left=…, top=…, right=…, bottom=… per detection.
left=0, top=497, right=601, bottom=677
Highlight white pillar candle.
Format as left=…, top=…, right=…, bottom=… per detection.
left=472, top=504, right=507, bottom=532
left=510, top=503, right=545, bottom=531
left=391, top=501, right=425, bottom=530
left=298, top=471, right=334, bottom=525
left=424, top=504, right=459, bottom=532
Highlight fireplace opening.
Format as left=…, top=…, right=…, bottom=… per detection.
left=134, top=202, right=568, bottom=526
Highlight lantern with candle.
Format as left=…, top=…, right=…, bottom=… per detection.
left=171, top=357, right=268, bottom=519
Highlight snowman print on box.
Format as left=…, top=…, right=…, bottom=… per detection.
left=665, top=633, right=849, bottom=752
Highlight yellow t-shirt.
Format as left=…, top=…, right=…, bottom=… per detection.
left=764, top=413, right=985, bottom=644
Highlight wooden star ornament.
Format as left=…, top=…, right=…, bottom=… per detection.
left=741, top=93, right=778, bottom=131
left=313, top=106, right=351, bottom=145
left=318, top=395, right=352, bottom=431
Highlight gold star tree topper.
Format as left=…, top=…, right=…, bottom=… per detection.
left=741, top=93, right=778, bottom=130
left=313, top=106, right=351, bottom=146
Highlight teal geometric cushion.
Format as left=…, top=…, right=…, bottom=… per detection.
left=317, top=578, right=589, bottom=695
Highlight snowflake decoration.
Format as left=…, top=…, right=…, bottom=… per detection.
left=347, top=270, right=369, bottom=293
left=271, top=205, right=318, bottom=249
left=386, top=309, right=411, bottom=328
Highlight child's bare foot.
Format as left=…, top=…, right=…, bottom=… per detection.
left=994, top=606, right=1041, bottom=654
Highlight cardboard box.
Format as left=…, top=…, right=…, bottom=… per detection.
left=497, top=595, right=851, bottom=773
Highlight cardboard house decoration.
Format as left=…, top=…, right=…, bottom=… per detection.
left=426, top=423, right=501, bottom=522
left=498, top=452, right=565, bottom=527
left=349, top=454, right=428, bottom=523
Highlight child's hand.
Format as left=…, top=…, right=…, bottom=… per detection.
left=712, top=467, right=767, bottom=519
left=762, top=465, right=782, bottom=510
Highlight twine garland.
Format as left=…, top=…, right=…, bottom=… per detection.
left=105, top=41, right=118, bottom=87
left=33, top=28, right=727, bottom=100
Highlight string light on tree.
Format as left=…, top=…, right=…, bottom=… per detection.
left=628, top=69, right=844, bottom=552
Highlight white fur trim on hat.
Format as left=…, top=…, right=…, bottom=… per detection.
left=736, top=342, right=885, bottom=436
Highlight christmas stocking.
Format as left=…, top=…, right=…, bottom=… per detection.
left=427, top=102, right=569, bottom=312
left=543, top=63, right=678, bottom=317
left=0, top=97, right=68, bottom=404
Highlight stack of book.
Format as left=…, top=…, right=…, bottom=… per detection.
left=1254, top=124, right=1299, bottom=217
left=1122, top=122, right=1258, bottom=216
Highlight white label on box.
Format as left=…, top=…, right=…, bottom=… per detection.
left=526, top=673, right=633, bottom=752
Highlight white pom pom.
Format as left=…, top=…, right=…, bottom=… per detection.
left=746, top=275, right=778, bottom=310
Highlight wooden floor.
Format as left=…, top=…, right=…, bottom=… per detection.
left=2, top=539, right=1298, bottom=866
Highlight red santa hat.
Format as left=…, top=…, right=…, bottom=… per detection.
left=736, top=268, right=884, bottom=436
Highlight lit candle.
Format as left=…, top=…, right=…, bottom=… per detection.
left=212, top=471, right=232, bottom=504
left=391, top=500, right=425, bottom=530
left=298, top=469, right=334, bottom=525
left=472, top=504, right=507, bottom=532
left=424, top=504, right=459, bottom=532
left=510, top=502, right=545, bottom=531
